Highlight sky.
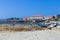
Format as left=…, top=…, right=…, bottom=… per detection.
left=0, top=0, right=60, bottom=19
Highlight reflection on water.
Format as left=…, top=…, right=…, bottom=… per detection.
left=0, top=21, right=35, bottom=24
left=0, top=21, right=43, bottom=27
left=0, top=21, right=22, bottom=24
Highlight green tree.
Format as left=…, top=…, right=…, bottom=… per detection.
left=57, top=14, right=60, bottom=21
left=52, top=16, right=57, bottom=21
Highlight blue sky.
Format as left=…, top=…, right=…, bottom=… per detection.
left=0, top=0, right=60, bottom=19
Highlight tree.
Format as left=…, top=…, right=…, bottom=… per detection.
left=52, top=16, right=57, bottom=21
left=57, top=14, right=60, bottom=21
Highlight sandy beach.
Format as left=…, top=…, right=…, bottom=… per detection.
left=0, top=29, right=60, bottom=40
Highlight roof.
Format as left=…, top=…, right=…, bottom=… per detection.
left=24, top=14, right=43, bottom=18
left=32, top=14, right=43, bottom=17
left=44, top=16, right=52, bottom=18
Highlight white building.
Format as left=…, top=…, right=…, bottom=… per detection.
left=44, top=16, right=52, bottom=20
left=24, top=14, right=44, bottom=20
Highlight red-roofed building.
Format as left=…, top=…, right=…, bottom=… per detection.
left=23, top=14, right=53, bottom=21
left=31, top=14, right=43, bottom=19
left=44, top=16, right=52, bottom=20
left=32, top=14, right=42, bottom=17
left=24, top=14, right=44, bottom=21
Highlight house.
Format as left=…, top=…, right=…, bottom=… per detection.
left=44, top=16, right=52, bottom=20
left=23, top=14, right=44, bottom=21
